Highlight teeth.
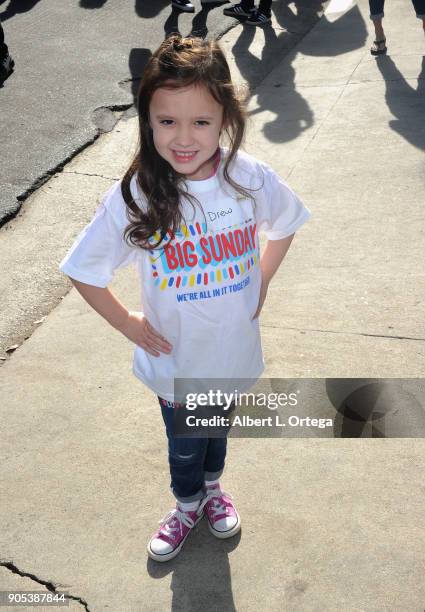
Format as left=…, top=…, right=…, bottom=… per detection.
left=175, top=151, right=196, bottom=157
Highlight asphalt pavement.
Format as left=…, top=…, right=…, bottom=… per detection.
left=0, top=0, right=324, bottom=225
left=1, top=0, right=228, bottom=223
left=0, top=0, right=424, bottom=610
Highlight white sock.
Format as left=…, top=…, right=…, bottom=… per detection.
left=205, top=479, right=220, bottom=488
left=179, top=499, right=200, bottom=512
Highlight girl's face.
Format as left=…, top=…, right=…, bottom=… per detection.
left=149, top=83, right=225, bottom=181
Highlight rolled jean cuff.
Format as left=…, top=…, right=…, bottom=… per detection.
left=172, top=484, right=205, bottom=504
left=204, top=468, right=224, bottom=481
left=370, top=12, right=384, bottom=20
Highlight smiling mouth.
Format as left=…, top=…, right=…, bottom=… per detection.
left=172, top=150, right=198, bottom=162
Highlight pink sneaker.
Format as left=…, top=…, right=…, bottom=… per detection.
left=198, top=485, right=241, bottom=539
left=147, top=505, right=203, bottom=562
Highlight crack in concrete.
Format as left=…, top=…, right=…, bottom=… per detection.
left=344, top=75, right=425, bottom=86
left=261, top=324, right=425, bottom=341
left=1, top=103, right=133, bottom=230
left=0, top=561, right=91, bottom=611
left=274, top=76, right=425, bottom=90
left=246, top=34, right=304, bottom=91
left=63, top=171, right=119, bottom=181
left=215, top=22, right=240, bottom=42
left=0, top=136, right=98, bottom=229
left=286, top=47, right=367, bottom=179
left=95, top=104, right=132, bottom=112
left=118, top=77, right=141, bottom=85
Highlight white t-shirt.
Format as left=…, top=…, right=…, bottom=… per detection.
left=59, top=149, right=310, bottom=401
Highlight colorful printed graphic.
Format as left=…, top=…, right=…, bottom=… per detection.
left=148, top=220, right=259, bottom=292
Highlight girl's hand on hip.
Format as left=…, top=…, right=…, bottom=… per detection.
left=252, top=278, right=269, bottom=320
left=118, top=311, right=172, bottom=357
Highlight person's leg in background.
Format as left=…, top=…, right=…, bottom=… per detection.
left=223, top=0, right=256, bottom=19
left=246, top=0, right=272, bottom=25
left=0, top=18, right=14, bottom=82
left=369, top=0, right=387, bottom=55
left=411, top=0, right=425, bottom=32
left=171, top=0, right=195, bottom=13
left=172, top=0, right=231, bottom=12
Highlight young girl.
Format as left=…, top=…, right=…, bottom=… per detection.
left=59, top=35, right=310, bottom=562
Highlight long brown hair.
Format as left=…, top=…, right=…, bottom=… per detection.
left=121, top=35, right=253, bottom=250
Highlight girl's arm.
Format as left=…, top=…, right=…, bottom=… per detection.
left=252, top=234, right=295, bottom=319
left=70, top=279, right=172, bottom=357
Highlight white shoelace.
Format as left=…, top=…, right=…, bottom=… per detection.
left=197, top=489, right=233, bottom=517
left=157, top=508, right=195, bottom=540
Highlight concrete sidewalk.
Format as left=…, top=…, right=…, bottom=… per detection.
left=1, top=1, right=424, bottom=610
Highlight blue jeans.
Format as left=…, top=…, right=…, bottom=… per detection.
left=369, top=0, right=425, bottom=20
left=159, top=397, right=230, bottom=503
left=241, top=0, right=272, bottom=15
